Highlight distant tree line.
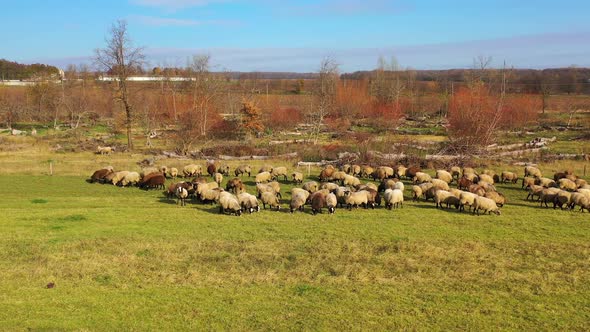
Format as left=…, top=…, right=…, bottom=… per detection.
left=0, top=59, right=60, bottom=81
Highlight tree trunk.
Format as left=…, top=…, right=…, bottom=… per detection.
left=125, top=101, right=133, bottom=149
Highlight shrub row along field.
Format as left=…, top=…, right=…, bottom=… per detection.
left=1, top=160, right=589, bottom=330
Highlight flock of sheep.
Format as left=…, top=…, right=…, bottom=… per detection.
left=88, top=162, right=590, bottom=217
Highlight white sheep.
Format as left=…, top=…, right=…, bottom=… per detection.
left=479, top=174, right=495, bottom=185
left=302, top=181, right=319, bottom=193
left=536, top=177, right=557, bottom=188
left=326, top=193, right=337, bottom=214
left=383, top=189, right=404, bottom=209
left=333, top=187, right=351, bottom=208
left=558, top=178, right=577, bottom=191
left=214, top=172, right=223, bottom=185
left=218, top=192, right=242, bottom=216
left=434, top=190, right=452, bottom=209
left=395, top=165, right=408, bottom=179
left=111, top=171, right=130, bottom=185
left=292, top=172, right=304, bottom=184
left=331, top=171, right=347, bottom=183
left=450, top=166, right=461, bottom=179
left=120, top=171, right=140, bottom=187
left=168, top=167, right=178, bottom=179
left=197, top=182, right=219, bottom=201
left=431, top=179, right=450, bottom=191
left=321, top=182, right=339, bottom=192
left=256, top=171, right=272, bottom=184
left=175, top=186, right=189, bottom=206
left=413, top=172, right=432, bottom=184
left=343, top=174, right=361, bottom=188
left=290, top=192, right=307, bottom=213
left=501, top=171, right=518, bottom=184
left=97, top=146, right=114, bottom=155
left=270, top=166, right=288, bottom=181
left=261, top=191, right=281, bottom=211
left=237, top=192, right=260, bottom=213
left=435, top=170, right=453, bottom=184
left=183, top=164, right=202, bottom=177
left=524, top=166, right=542, bottom=178
left=345, top=191, right=368, bottom=209
left=459, top=191, right=478, bottom=212
left=291, top=188, right=311, bottom=202
left=473, top=196, right=501, bottom=215
left=569, top=193, right=590, bottom=212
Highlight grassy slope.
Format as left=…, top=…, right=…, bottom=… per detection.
left=0, top=174, right=589, bottom=330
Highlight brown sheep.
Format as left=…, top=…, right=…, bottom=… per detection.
left=89, top=168, right=114, bottom=183
left=406, top=166, right=421, bottom=179
left=207, top=163, right=217, bottom=177
left=457, top=177, right=473, bottom=190
left=139, top=173, right=166, bottom=190
left=310, top=191, right=327, bottom=215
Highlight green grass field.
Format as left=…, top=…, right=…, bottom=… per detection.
left=1, top=171, right=589, bottom=330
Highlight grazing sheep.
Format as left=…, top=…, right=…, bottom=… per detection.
left=558, top=178, right=577, bottom=192
left=459, top=191, right=478, bottom=212
left=321, top=182, right=339, bottom=192
left=539, top=188, right=561, bottom=208
left=341, top=164, right=351, bottom=174
left=237, top=192, right=260, bottom=213
left=218, top=192, right=242, bottom=216
left=183, top=164, right=202, bottom=177
left=261, top=191, right=281, bottom=211
left=326, top=193, right=337, bottom=214
left=462, top=167, right=477, bottom=176
left=159, top=166, right=169, bottom=175
left=302, top=181, right=319, bottom=193
left=225, top=178, right=243, bottom=193
left=168, top=167, right=178, bottom=179
left=103, top=171, right=118, bottom=185
left=434, top=190, right=453, bottom=209
left=351, top=165, right=362, bottom=176
left=290, top=192, right=308, bottom=213
left=479, top=174, right=495, bottom=185
left=457, top=177, right=473, bottom=190
left=413, top=172, right=432, bottom=184
left=444, top=195, right=461, bottom=209
left=378, top=179, right=396, bottom=192
left=310, top=191, right=327, bottom=215
left=522, top=177, right=536, bottom=189
left=431, top=179, right=450, bottom=191
left=364, top=188, right=381, bottom=208
left=120, top=172, right=141, bottom=187
left=292, top=188, right=311, bottom=203
left=256, top=181, right=282, bottom=199
left=435, top=170, right=453, bottom=184
left=395, top=165, right=408, bottom=179
left=166, top=182, right=192, bottom=200
left=97, top=146, right=114, bottom=155
left=319, top=166, right=336, bottom=182
left=196, top=182, right=219, bottom=201
left=501, top=171, right=518, bottom=184
left=414, top=182, right=434, bottom=201
left=372, top=168, right=388, bottom=181
left=343, top=175, right=361, bottom=188
left=89, top=168, right=114, bottom=183
left=524, top=166, right=542, bottom=178
left=383, top=189, right=404, bottom=209
left=111, top=171, right=130, bottom=186
left=361, top=166, right=375, bottom=178
left=218, top=164, right=231, bottom=176
left=484, top=191, right=506, bottom=207
left=331, top=171, right=347, bottom=183
left=359, top=182, right=378, bottom=192
left=577, top=189, right=590, bottom=200
left=258, top=165, right=273, bottom=174
left=175, top=187, right=189, bottom=206
left=406, top=166, right=421, bottom=179
left=271, top=166, right=289, bottom=181
left=201, top=188, right=224, bottom=204
left=292, top=172, right=304, bottom=184
left=234, top=164, right=252, bottom=177
left=207, top=163, right=217, bottom=177
left=553, top=190, right=572, bottom=209
left=450, top=166, right=461, bottom=179
left=255, top=171, right=272, bottom=184
left=535, top=177, right=557, bottom=188
left=478, top=182, right=497, bottom=193
left=213, top=172, right=223, bottom=186
left=449, top=188, right=463, bottom=198
left=569, top=193, right=590, bottom=212
left=482, top=169, right=496, bottom=177
left=526, top=185, right=544, bottom=201
left=575, top=178, right=588, bottom=188
left=138, top=173, right=166, bottom=190
left=345, top=191, right=369, bottom=210
left=468, top=184, right=485, bottom=197
left=473, top=196, right=501, bottom=215
left=553, top=172, right=566, bottom=181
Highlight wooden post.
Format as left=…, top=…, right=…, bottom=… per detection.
left=49, top=161, right=53, bottom=176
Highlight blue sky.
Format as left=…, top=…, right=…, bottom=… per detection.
left=2, top=0, right=589, bottom=72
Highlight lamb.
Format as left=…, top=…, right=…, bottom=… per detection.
left=383, top=189, right=404, bottom=209
left=120, top=172, right=141, bottom=187
left=343, top=175, right=361, bottom=188
left=434, top=190, right=453, bottom=209
left=255, top=171, right=272, bottom=184
left=310, top=191, right=327, bottom=215
left=138, top=173, right=166, bottom=190
left=473, top=196, right=501, bottom=215
left=484, top=191, right=506, bottom=207
left=96, top=146, right=114, bottom=155
left=270, top=166, right=289, bottom=181
left=524, top=166, right=542, bottom=178
left=183, top=164, right=202, bottom=177
left=535, top=177, right=557, bottom=188
left=435, top=170, right=453, bottom=184
left=459, top=191, right=478, bottom=212
left=168, top=167, right=178, bottom=179
left=258, top=165, right=273, bottom=173
left=111, top=171, right=130, bottom=185
left=261, top=191, right=281, bottom=211
left=234, top=164, right=252, bottom=177
left=218, top=192, right=242, bottom=216
left=292, top=172, right=304, bottom=184
left=238, top=192, right=260, bottom=213
left=522, top=177, right=536, bottom=189
left=214, top=172, right=223, bottom=186
left=431, top=179, right=450, bottom=191
left=345, top=191, right=369, bottom=210
left=302, top=181, right=319, bottom=193
left=326, top=193, right=337, bottom=214
left=569, top=193, right=590, bottom=212
left=558, top=178, right=577, bottom=192
left=501, top=171, right=518, bottom=184
left=89, top=168, right=114, bottom=183
left=290, top=192, right=308, bottom=213
left=175, top=186, right=189, bottom=206
left=413, top=172, right=432, bottom=184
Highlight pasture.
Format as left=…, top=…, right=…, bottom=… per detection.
left=1, top=162, right=589, bottom=330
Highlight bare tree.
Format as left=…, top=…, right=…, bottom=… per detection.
left=309, top=57, right=339, bottom=144
left=95, top=19, right=144, bottom=149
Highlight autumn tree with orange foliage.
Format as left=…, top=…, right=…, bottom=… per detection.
left=240, top=100, right=264, bottom=138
